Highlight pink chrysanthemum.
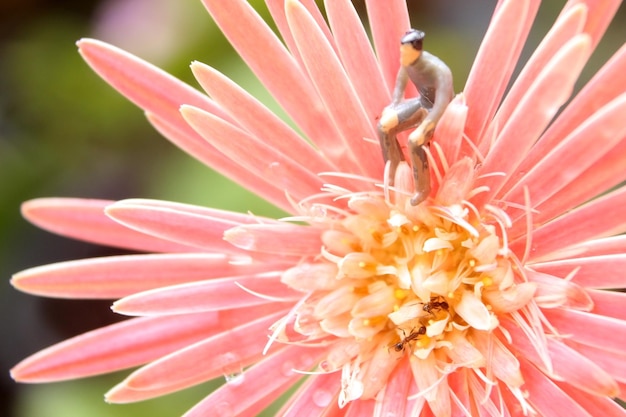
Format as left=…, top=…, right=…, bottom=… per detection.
left=11, top=0, right=626, bottom=416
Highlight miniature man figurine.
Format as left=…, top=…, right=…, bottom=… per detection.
left=377, top=29, right=454, bottom=205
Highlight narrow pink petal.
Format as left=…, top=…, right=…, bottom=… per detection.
left=286, top=0, right=382, bottom=178
left=463, top=0, right=540, bottom=144
left=507, top=136, right=626, bottom=239
left=146, top=113, right=294, bottom=213
left=376, top=356, right=411, bottom=417
left=447, top=371, right=471, bottom=417
left=530, top=254, right=626, bottom=289
left=518, top=358, right=593, bottom=417
left=224, top=223, right=322, bottom=256
left=112, top=273, right=299, bottom=316
left=265, top=0, right=337, bottom=71
left=542, top=308, right=626, bottom=354
left=546, top=235, right=626, bottom=259
left=190, top=62, right=334, bottom=175
left=199, top=0, right=342, bottom=161
left=363, top=0, right=411, bottom=91
left=182, top=345, right=326, bottom=417
left=502, top=322, right=618, bottom=397
left=104, top=199, right=261, bottom=254
left=22, top=198, right=193, bottom=253
left=435, top=95, right=468, bottom=167
left=475, top=34, right=592, bottom=205
left=11, top=312, right=220, bottom=382
left=562, top=0, right=623, bottom=49
left=510, top=186, right=626, bottom=261
left=565, top=340, right=626, bottom=385
left=513, top=43, right=626, bottom=182
left=587, top=289, right=626, bottom=321
left=503, top=93, right=626, bottom=207
left=525, top=269, right=593, bottom=310
left=77, top=38, right=232, bottom=132
left=325, top=0, right=390, bottom=120
left=181, top=105, right=324, bottom=200
left=106, top=310, right=287, bottom=402
left=344, top=399, right=376, bottom=417
left=11, top=253, right=288, bottom=299
left=556, top=381, right=626, bottom=417
left=492, top=3, right=586, bottom=132
left=277, top=372, right=341, bottom=417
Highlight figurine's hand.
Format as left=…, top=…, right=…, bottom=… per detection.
left=408, top=121, right=435, bottom=146
left=379, top=107, right=399, bottom=133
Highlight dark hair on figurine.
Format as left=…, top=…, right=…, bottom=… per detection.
left=401, top=29, right=425, bottom=51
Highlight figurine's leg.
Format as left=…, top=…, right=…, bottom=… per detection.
left=377, top=98, right=427, bottom=184
left=407, top=119, right=437, bottom=205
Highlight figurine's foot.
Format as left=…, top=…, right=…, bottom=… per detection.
left=410, top=192, right=427, bottom=206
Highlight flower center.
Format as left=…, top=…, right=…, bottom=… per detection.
left=277, top=173, right=537, bottom=404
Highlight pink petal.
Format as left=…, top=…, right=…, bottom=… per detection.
left=492, top=3, right=586, bottom=132
left=565, top=340, right=626, bottom=385
left=562, top=0, right=623, bottom=49
left=277, top=372, right=341, bottom=416
left=463, top=0, right=540, bottom=144
left=11, top=312, right=220, bottom=382
left=525, top=269, right=592, bottom=310
left=112, top=273, right=299, bottom=316
left=376, top=356, right=411, bottom=417
left=189, top=62, right=334, bottom=175
left=106, top=310, right=287, bottom=402
left=363, top=0, right=411, bottom=91
left=547, top=235, right=626, bottom=259
left=286, top=0, right=381, bottom=177
left=530, top=254, right=626, bottom=289
left=556, top=380, right=626, bottom=417
left=11, top=253, right=288, bottom=299
left=265, top=0, right=336, bottom=71
left=22, top=198, right=192, bottom=253
left=475, top=34, right=592, bottom=205
left=180, top=105, right=324, bottom=201
left=182, top=345, right=327, bottom=417
left=104, top=199, right=266, bottom=254
left=77, top=38, right=230, bottom=125
left=344, top=399, right=376, bottom=417
left=587, top=289, right=626, bottom=321
left=325, top=0, right=390, bottom=120
left=512, top=43, right=626, bottom=187
left=502, top=322, right=618, bottom=397
left=510, top=186, right=626, bottom=261
left=518, top=358, right=593, bottom=417
left=542, top=308, right=626, bottom=354
left=435, top=96, right=469, bottom=168
left=507, top=135, right=626, bottom=240
left=503, top=93, right=626, bottom=208
left=224, top=223, right=322, bottom=256
left=145, top=112, right=294, bottom=213
left=199, top=0, right=341, bottom=162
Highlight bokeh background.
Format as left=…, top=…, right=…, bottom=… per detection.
left=1, top=0, right=624, bottom=416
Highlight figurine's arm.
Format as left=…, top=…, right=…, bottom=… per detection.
left=390, top=67, right=409, bottom=106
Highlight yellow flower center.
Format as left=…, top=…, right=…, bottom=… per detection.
left=277, top=161, right=537, bottom=407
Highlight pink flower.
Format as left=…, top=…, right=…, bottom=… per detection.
left=11, top=0, right=626, bottom=416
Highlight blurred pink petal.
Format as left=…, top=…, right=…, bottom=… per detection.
left=112, top=273, right=300, bottom=315
left=22, top=198, right=193, bottom=252
left=106, top=310, right=287, bottom=402
left=11, top=253, right=287, bottom=299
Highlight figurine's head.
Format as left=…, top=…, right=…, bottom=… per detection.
left=400, top=29, right=425, bottom=66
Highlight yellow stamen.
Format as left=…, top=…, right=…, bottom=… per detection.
left=394, top=288, right=408, bottom=300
